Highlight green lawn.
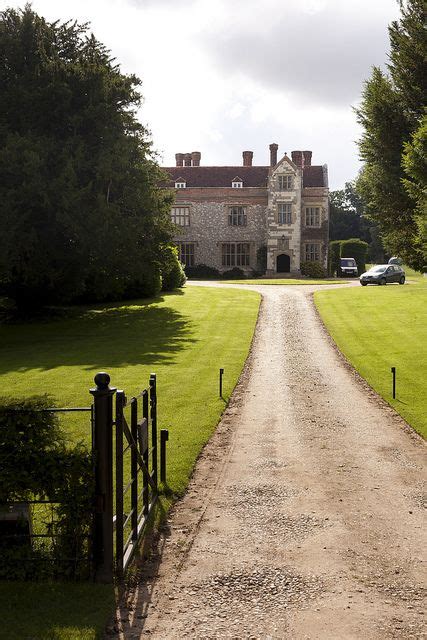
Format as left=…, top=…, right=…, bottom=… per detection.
left=0, top=285, right=260, bottom=639
left=218, top=278, right=347, bottom=285
left=314, top=269, right=427, bottom=438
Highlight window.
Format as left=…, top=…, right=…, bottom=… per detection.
left=278, top=175, right=293, bottom=190
left=305, top=207, right=320, bottom=227
left=232, top=181, right=243, bottom=188
left=177, top=242, right=195, bottom=266
left=175, top=181, right=186, bottom=189
left=221, top=243, right=250, bottom=267
left=171, top=206, right=190, bottom=226
left=305, top=243, right=320, bottom=262
left=278, top=203, right=292, bottom=224
left=228, top=206, right=247, bottom=226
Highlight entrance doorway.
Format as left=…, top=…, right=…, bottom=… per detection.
left=276, top=253, right=290, bottom=273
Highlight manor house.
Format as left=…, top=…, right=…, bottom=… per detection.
left=164, top=143, right=329, bottom=275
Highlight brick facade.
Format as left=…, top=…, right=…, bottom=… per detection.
left=164, top=145, right=329, bottom=274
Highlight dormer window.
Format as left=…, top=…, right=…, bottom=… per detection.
left=278, top=175, right=293, bottom=190
left=232, top=176, right=243, bottom=188
left=175, top=180, right=186, bottom=189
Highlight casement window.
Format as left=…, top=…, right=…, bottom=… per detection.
left=221, top=243, right=250, bottom=267
left=175, top=181, right=186, bottom=189
left=232, top=181, right=243, bottom=188
left=305, top=243, right=320, bottom=262
left=171, top=206, right=190, bottom=226
left=228, top=206, right=247, bottom=226
left=177, top=242, right=195, bottom=266
left=278, top=203, right=292, bottom=224
left=278, top=175, right=293, bottom=190
left=305, top=207, right=320, bottom=227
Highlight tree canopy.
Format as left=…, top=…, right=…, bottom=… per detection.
left=355, top=0, right=426, bottom=270
left=0, top=5, right=175, bottom=308
left=329, top=181, right=385, bottom=263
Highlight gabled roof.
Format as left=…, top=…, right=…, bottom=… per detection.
left=231, top=176, right=243, bottom=182
left=273, top=154, right=297, bottom=171
left=163, top=165, right=326, bottom=188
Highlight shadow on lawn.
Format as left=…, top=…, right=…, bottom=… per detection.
left=0, top=580, right=115, bottom=640
left=0, top=294, right=196, bottom=375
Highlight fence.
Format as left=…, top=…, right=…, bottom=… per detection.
left=0, top=372, right=169, bottom=583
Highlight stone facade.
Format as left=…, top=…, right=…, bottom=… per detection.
left=164, top=144, right=329, bottom=274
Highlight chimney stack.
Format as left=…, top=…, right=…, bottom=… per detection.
left=191, top=151, right=201, bottom=166
left=269, top=143, right=278, bottom=167
left=175, top=153, right=184, bottom=167
left=303, top=150, right=312, bottom=167
left=291, top=150, right=303, bottom=168
left=184, top=153, right=192, bottom=167
left=242, top=150, right=253, bottom=167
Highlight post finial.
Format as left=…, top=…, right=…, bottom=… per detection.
left=94, top=372, right=111, bottom=390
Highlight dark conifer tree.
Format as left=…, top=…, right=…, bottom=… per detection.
left=0, top=5, right=174, bottom=308
left=355, top=0, right=426, bottom=269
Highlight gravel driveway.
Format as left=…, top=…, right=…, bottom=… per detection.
left=117, top=283, right=426, bottom=640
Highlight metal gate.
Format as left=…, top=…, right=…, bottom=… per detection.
left=90, top=372, right=168, bottom=582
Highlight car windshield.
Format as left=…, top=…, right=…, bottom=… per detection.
left=341, top=259, right=356, bottom=267
left=370, top=266, right=386, bottom=273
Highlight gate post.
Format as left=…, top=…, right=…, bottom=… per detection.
left=90, top=372, right=116, bottom=583
left=149, top=374, right=158, bottom=492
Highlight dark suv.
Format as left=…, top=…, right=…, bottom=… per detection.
left=360, top=264, right=406, bottom=286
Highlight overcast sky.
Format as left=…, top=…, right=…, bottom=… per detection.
left=2, top=0, right=401, bottom=189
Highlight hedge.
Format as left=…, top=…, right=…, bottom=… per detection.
left=340, top=238, right=369, bottom=275
left=0, top=396, right=93, bottom=580
left=300, top=261, right=326, bottom=278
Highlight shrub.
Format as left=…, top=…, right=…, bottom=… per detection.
left=328, top=240, right=342, bottom=276
left=161, top=245, right=186, bottom=291
left=300, top=261, right=326, bottom=278
left=341, top=238, right=369, bottom=275
left=0, top=396, right=94, bottom=579
left=221, top=268, right=246, bottom=280
left=184, top=264, right=220, bottom=279
left=124, top=264, right=162, bottom=299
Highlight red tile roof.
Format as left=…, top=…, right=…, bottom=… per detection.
left=302, top=166, right=326, bottom=188
left=164, top=165, right=326, bottom=188
left=164, top=166, right=269, bottom=188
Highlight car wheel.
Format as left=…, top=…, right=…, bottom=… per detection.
left=361, top=282, right=367, bottom=286
left=379, top=278, right=386, bottom=285
left=399, top=276, right=405, bottom=285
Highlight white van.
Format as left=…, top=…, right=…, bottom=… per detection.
left=340, top=257, right=358, bottom=277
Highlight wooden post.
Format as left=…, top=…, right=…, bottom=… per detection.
left=160, top=430, right=169, bottom=484
left=391, top=366, right=396, bottom=399
left=219, top=368, right=224, bottom=398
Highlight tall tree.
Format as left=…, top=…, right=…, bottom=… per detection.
left=0, top=5, right=174, bottom=308
left=329, top=181, right=385, bottom=262
left=355, top=0, right=426, bottom=270
left=329, top=181, right=369, bottom=241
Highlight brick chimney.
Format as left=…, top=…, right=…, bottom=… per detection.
left=191, top=151, right=201, bottom=166
left=175, top=153, right=184, bottom=167
left=291, top=150, right=303, bottom=168
left=184, top=153, right=192, bottom=167
left=303, top=150, right=312, bottom=167
left=242, top=150, right=253, bottom=167
left=269, top=143, right=278, bottom=167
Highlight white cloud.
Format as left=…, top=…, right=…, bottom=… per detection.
left=1, top=0, right=401, bottom=188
